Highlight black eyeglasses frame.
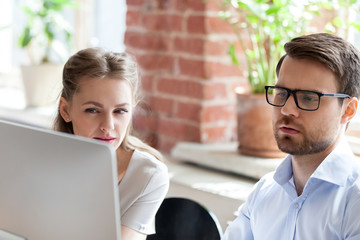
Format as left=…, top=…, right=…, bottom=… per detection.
left=264, top=86, right=351, bottom=111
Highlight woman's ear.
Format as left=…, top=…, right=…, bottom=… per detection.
left=341, top=97, right=358, bottom=124
left=59, top=97, right=71, bottom=122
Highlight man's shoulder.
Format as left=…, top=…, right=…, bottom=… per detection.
left=252, top=171, right=279, bottom=193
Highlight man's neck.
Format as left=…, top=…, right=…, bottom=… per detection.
left=291, top=145, right=336, bottom=196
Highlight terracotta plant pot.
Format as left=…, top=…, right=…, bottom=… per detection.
left=236, top=92, right=286, bottom=158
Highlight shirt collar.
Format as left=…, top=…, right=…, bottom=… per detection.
left=273, top=155, right=293, bottom=185
left=312, top=139, right=357, bottom=187
left=273, top=138, right=359, bottom=187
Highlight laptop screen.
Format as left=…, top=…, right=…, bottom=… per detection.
left=0, top=120, right=121, bottom=240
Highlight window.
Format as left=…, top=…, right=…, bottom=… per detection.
left=0, top=0, right=127, bottom=73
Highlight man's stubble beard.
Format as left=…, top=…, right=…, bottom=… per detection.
left=274, top=116, right=332, bottom=156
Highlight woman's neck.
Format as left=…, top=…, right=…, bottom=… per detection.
left=116, top=148, right=134, bottom=183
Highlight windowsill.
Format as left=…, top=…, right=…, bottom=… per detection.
left=171, top=139, right=360, bottom=181
left=171, top=142, right=282, bottom=180
left=0, top=71, right=57, bottom=128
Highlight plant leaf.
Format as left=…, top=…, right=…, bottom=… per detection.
left=228, top=44, right=239, bottom=66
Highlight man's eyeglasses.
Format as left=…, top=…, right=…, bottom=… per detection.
left=265, top=86, right=350, bottom=111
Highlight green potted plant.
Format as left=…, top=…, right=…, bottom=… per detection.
left=218, top=0, right=359, bottom=157
left=17, top=0, right=76, bottom=107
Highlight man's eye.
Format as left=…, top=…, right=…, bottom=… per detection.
left=301, top=94, right=316, bottom=102
left=85, top=108, right=97, bottom=113
left=276, top=92, right=287, bottom=98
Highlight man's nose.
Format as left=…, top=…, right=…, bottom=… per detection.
left=280, top=94, right=299, bottom=117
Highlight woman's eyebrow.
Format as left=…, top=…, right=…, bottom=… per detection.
left=82, top=101, right=131, bottom=108
left=82, top=101, right=103, bottom=107
left=115, top=103, right=130, bottom=108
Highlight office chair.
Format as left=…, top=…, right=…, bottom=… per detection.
left=147, top=197, right=223, bottom=240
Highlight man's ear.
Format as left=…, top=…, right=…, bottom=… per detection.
left=59, top=97, right=71, bottom=122
left=341, top=97, right=358, bottom=124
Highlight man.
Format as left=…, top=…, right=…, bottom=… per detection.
left=223, top=33, right=360, bottom=239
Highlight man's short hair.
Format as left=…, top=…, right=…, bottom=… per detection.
left=276, top=33, right=360, bottom=98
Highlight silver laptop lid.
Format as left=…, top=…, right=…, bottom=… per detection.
left=0, top=120, right=121, bottom=240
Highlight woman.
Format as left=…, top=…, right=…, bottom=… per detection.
left=54, top=48, right=169, bottom=240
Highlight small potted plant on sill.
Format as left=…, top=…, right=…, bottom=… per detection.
left=218, top=0, right=359, bottom=158
left=17, top=0, right=76, bottom=107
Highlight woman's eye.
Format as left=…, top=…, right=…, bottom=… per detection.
left=114, top=109, right=128, bottom=114
left=85, top=108, right=97, bottom=113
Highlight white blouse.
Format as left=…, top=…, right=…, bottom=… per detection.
left=118, top=149, right=169, bottom=234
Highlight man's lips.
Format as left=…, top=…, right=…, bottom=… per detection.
left=279, top=125, right=300, bottom=135
left=93, top=137, right=116, bottom=143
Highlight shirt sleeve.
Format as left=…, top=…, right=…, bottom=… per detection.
left=222, top=173, right=273, bottom=240
left=121, top=162, right=169, bottom=234
left=343, top=187, right=360, bottom=239
left=222, top=202, right=254, bottom=240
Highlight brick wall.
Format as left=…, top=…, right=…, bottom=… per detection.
left=125, top=0, right=248, bottom=152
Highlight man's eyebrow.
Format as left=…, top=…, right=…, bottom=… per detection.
left=274, top=85, right=320, bottom=92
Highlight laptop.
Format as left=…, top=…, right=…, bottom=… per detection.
left=0, top=120, right=121, bottom=240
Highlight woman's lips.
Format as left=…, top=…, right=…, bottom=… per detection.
left=280, top=126, right=300, bottom=135
left=93, top=137, right=116, bottom=144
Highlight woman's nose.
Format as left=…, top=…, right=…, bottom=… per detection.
left=100, top=114, right=114, bottom=132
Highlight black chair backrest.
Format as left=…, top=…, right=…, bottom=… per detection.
left=147, top=197, right=223, bottom=240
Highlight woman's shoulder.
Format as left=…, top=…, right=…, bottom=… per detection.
left=121, top=149, right=168, bottom=189
left=128, top=149, right=169, bottom=192
left=131, top=149, right=168, bottom=172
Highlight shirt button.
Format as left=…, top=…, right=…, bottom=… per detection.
left=294, top=203, right=299, bottom=209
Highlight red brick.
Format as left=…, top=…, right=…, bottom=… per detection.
left=158, top=119, right=201, bottom=141
left=132, top=130, right=159, bottom=149
left=178, top=58, right=207, bottom=78
left=205, top=1, right=221, bottom=11
left=187, top=1, right=206, bottom=11
left=137, top=54, right=174, bottom=71
left=187, top=15, right=206, bottom=34
left=174, top=37, right=204, bottom=55
left=204, top=39, right=234, bottom=56
left=157, top=78, right=204, bottom=99
left=142, top=13, right=183, bottom=32
left=205, top=61, right=243, bottom=78
left=140, top=74, right=155, bottom=92
left=175, top=0, right=219, bottom=13
left=175, top=102, right=202, bottom=122
left=126, top=10, right=141, bottom=26
left=175, top=0, right=187, bottom=11
left=149, top=96, right=174, bottom=116
left=126, top=0, right=144, bottom=7
left=174, top=37, right=235, bottom=56
left=157, top=137, right=177, bottom=153
left=204, top=82, right=228, bottom=100
left=178, top=58, right=243, bottom=79
left=201, top=125, right=227, bottom=142
left=132, top=112, right=158, bottom=132
left=156, top=0, right=177, bottom=10
left=202, top=104, right=236, bottom=123
left=125, top=0, right=243, bottom=148
left=206, top=16, right=234, bottom=33
left=125, top=31, right=171, bottom=51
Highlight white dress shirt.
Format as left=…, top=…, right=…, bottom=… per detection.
left=223, top=139, right=360, bottom=240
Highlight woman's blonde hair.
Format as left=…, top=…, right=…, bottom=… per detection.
left=53, top=47, right=163, bottom=161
